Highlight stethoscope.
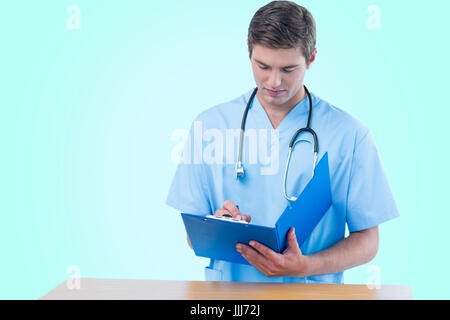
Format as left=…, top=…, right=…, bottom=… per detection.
left=235, top=85, right=319, bottom=202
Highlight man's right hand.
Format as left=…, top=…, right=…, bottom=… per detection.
left=187, top=200, right=251, bottom=249
left=215, top=200, right=251, bottom=223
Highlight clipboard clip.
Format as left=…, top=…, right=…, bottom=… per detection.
left=206, top=215, right=249, bottom=224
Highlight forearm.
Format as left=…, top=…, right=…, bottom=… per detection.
left=301, top=226, right=379, bottom=277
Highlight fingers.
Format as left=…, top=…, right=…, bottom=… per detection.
left=186, top=234, right=193, bottom=249
left=249, top=241, right=280, bottom=262
left=216, top=200, right=251, bottom=222
left=236, top=244, right=270, bottom=273
left=283, top=227, right=301, bottom=254
left=215, top=208, right=231, bottom=217
left=222, top=200, right=240, bottom=218
left=288, top=228, right=300, bottom=249
left=236, top=242, right=282, bottom=277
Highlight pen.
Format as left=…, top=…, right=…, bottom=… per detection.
left=223, top=204, right=239, bottom=218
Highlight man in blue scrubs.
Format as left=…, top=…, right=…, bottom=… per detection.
left=166, top=1, right=399, bottom=283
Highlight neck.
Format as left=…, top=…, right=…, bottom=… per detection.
left=257, top=86, right=306, bottom=129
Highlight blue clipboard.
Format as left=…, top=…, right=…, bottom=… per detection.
left=181, top=153, right=333, bottom=265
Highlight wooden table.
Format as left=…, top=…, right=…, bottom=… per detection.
left=40, top=278, right=412, bottom=300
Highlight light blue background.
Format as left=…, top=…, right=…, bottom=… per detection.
left=0, top=0, right=448, bottom=299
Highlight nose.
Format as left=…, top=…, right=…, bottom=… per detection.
left=267, top=70, right=282, bottom=89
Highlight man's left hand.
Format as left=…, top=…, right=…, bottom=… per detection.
left=236, top=228, right=310, bottom=278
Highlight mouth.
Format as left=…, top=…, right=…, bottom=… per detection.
left=265, top=88, right=285, bottom=97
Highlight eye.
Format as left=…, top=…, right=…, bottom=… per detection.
left=259, top=65, right=269, bottom=70
left=283, top=68, right=295, bottom=73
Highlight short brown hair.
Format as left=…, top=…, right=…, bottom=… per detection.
left=247, top=1, right=316, bottom=64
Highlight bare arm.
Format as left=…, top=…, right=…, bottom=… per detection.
left=302, top=226, right=379, bottom=277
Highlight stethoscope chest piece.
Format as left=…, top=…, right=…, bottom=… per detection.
left=235, top=161, right=244, bottom=179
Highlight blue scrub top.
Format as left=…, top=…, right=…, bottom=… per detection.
left=166, top=88, right=399, bottom=284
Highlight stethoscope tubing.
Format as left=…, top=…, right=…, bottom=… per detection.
left=236, top=85, right=319, bottom=202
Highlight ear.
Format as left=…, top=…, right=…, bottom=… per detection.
left=306, top=48, right=317, bottom=69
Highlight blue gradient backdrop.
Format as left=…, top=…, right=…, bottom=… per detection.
left=0, top=1, right=449, bottom=299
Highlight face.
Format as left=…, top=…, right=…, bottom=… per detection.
left=248, top=43, right=316, bottom=108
